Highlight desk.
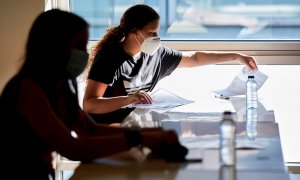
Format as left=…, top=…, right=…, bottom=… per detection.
left=56, top=97, right=290, bottom=180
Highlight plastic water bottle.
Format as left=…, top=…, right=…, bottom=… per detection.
left=246, top=75, right=258, bottom=140
left=246, top=107, right=258, bottom=140
left=246, top=75, right=258, bottom=109
left=219, top=165, right=236, bottom=180
left=219, top=111, right=236, bottom=166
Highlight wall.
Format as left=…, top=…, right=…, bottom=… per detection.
left=0, top=0, right=44, bottom=93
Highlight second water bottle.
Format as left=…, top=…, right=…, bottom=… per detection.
left=220, top=111, right=236, bottom=166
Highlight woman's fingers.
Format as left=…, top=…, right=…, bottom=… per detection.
left=248, top=58, right=258, bottom=70
left=140, top=91, right=153, bottom=104
left=133, top=91, right=153, bottom=104
left=237, top=54, right=258, bottom=71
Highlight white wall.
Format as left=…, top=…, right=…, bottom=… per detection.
left=0, top=0, right=44, bottom=93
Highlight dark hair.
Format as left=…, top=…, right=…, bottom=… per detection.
left=19, top=9, right=88, bottom=84
left=85, top=4, right=159, bottom=77
left=119, top=4, right=160, bottom=36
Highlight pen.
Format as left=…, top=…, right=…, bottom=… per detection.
left=215, top=94, right=230, bottom=100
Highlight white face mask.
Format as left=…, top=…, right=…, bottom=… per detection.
left=66, top=49, right=89, bottom=79
left=138, top=32, right=160, bottom=56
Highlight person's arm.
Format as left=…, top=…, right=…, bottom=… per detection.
left=178, top=51, right=258, bottom=70
left=74, top=107, right=163, bottom=136
left=18, top=78, right=129, bottom=161
left=83, top=79, right=152, bottom=114
left=18, top=78, right=178, bottom=161
left=73, top=108, right=126, bottom=136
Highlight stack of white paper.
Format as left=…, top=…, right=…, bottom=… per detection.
left=123, top=88, right=194, bottom=113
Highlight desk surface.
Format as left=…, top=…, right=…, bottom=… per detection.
left=58, top=159, right=289, bottom=180
left=57, top=97, right=289, bottom=180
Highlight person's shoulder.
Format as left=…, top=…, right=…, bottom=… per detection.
left=94, top=44, right=125, bottom=62
left=157, top=45, right=181, bottom=56
left=1, top=76, right=44, bottom=103
left=159, top=45, right=179, bottom=52
left=19, top=77, right=38, bottom=87
left=1, top=75, right=25, bottom=94
left=100, top=44, right=123, bottom=55
left=19, top=77, right=45, bottom=96
left=102, top=45, right=133, bottom=67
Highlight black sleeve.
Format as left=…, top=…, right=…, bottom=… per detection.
left=158, top=46, right=182, bottom=79
left=88, top=51, right=120, bottom=85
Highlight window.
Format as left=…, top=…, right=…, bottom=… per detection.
left=66, top=0, right=300, bottom=64
left=69, top=0, right=300, bottom=41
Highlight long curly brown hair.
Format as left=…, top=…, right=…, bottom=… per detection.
left=82, top=4, right=159, bottom=80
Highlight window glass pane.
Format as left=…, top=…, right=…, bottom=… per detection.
left=70, top=0, right=300, bottom=41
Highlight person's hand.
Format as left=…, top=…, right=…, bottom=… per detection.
left=127, top=91, right=153, bottom=105
left=235, top=53, right=258, bottom=71
left=143, top=130, right=188, bottom=162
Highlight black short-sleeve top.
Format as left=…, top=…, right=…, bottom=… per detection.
left=88, top=44, right=182, bottom=124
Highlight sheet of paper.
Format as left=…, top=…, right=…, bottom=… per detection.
left=212, top=66, right=268, bottom=97
left=180, top=135, right=269, bottom=150
left=203, top=138, right=269, bottom=150
left=123, top=88, right=194, bottom=110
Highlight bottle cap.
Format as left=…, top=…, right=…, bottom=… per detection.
left=223, top=111, right=232, bottom=115
left=248, top=75, right=254, bottom=78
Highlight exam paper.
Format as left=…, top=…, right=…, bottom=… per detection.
left=212, top=66, right=268, bottom=97
left=123, top=88, right=194, bottom=110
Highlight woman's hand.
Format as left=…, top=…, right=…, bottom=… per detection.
left=235, top=53, right=258, bottom=71
left=141, top=129, right=177, bottom=148
left=142, top=130, right=188, bottom=161
left=126, top=91, right=153, bottom=105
